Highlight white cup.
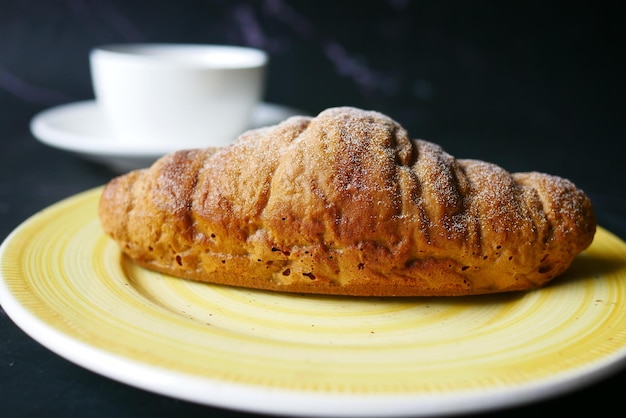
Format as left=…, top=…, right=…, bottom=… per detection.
left=90, top=43, right=268, bottom=149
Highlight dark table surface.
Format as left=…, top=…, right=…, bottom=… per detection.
left=1, top=2, right=625, bottom=417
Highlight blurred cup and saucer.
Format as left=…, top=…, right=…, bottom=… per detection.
left=30, top=43, right=302, bottom=172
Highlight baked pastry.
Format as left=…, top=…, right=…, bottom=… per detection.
left=98, top=107, right=596, bottom=296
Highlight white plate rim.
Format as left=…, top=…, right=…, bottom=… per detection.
left=3, top=276, right=625, bottom=418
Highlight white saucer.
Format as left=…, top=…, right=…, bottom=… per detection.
left=30, top=100, right=304, bottom=172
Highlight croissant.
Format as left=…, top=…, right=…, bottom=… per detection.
left=98, top=107, right=596, bottom=296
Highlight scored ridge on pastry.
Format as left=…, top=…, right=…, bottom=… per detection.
left=98, top=107, right=596, bottom=296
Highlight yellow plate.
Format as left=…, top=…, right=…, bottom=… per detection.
left=2, top=187, right=626, bottom=417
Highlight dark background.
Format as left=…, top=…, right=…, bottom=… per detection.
left=1, top=1, right=624, bottom=417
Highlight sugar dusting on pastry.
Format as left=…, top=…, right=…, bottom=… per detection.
left=99, top=107, right=596, bottom=296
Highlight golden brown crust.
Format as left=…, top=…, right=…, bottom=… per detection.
left=98, top=107, right=596, bottom=296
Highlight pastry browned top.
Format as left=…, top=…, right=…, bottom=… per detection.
left=99, top=107, right=596, bottom=296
